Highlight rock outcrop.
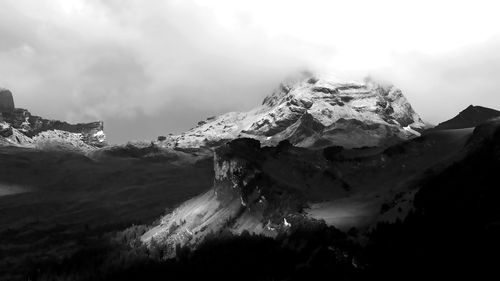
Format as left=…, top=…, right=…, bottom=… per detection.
left=0, top=122, right=12, bottom=137
left=1, top=108, right=106, bottom=146
left=0, top=89, right=14, bottom=113
left=0, top=88, right=106, bottom=149
left=162, top=72, right=425, bottom=149
left=141, top=138, right=348, bottom=253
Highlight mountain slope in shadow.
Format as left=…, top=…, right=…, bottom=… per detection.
left=364, top=117, right=500, bottom=280
left=432, top=105, right=500, bottom=130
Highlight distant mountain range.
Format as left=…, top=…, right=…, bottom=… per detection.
left=4, top=74, right=499, bottom=153
left=0, top=88, right=106, bottom=152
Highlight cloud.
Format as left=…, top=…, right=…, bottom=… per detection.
left=0, top=0, right=499, bottom=142
left=369, top=37, right=500, bottom=124
left=0, top=0, right=308, bottom=115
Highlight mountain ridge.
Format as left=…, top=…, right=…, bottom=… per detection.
left=431, top=104, right=500, bottom=131
left=159, top=72, right=426, bottom=149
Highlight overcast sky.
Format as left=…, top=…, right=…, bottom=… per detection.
left=1, top=0, right=500, bottom=143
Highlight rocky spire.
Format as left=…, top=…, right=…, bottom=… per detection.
left=0, top=88, right=15, bottom=112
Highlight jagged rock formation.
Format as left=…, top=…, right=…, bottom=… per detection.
left=162, top=72, right=425, bottom=149
left=0, top=122, right=34, bottom=146
left=0, top=109, right=106, bottom=146
left=431, top=105, right=500, bottom=130
left=0, top=88, right=106, bottom=149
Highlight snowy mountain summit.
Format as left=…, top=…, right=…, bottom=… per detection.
left=165, top=72, right=425, bottom=149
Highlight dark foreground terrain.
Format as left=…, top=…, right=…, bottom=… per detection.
left=0, top=145, right=213, bottom=280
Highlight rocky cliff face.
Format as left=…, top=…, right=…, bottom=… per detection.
left=0, top=88, right=106, bottom=149
left=141, top=138, right=347, bottom=253
left=162, top=72, right=425, bottom=149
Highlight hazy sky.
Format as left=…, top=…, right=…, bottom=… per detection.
left=1, top=0, right=500, bottom=143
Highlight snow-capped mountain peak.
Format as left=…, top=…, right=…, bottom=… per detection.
left=162, top=72, right=425, bottom=149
